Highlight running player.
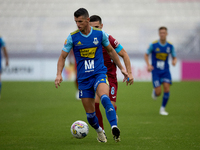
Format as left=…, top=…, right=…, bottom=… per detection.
left=0, top=36, right=9, bottom=98
left=144, top=26, right=177, bottom=115
left=89, top=15, right=133, bottom=133
left=55, top=8, right=130, bottom=143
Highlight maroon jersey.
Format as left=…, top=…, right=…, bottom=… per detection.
left=102, top=35, right=120, bottom=80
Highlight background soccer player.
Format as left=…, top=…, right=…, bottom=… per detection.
left=144, top=26, right=177, bottom=115
left=89, top=15, right=133, bottom=134
left=0, top=36, right=9, bottom=98
left=55, top=8, right=130, bottom=143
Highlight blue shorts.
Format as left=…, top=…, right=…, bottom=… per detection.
left=152, top=70, right=172, bottom=88
left=78, top=74, right=109, bottom=99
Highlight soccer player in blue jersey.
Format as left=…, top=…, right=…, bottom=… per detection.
left=55, top=8, right=129, bottom=143
left=144, top=26, right=177, bottom=115
left=0, top=36, right=9, bottom=98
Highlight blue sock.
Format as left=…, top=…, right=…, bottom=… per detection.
left=86, top=112, right=99, bottom=129
left=101, top=95, right=117, bottom=127
left=162, top=92, right=170, bottom=107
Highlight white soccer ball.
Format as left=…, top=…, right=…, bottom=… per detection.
left=71, top=120, right=89, bottom=139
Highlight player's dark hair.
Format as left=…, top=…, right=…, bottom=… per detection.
left=159, top=26, right=168, bottom=31
left=74, top=8, right=89, bottom=18
left=90, top=15, right=102, bottom=24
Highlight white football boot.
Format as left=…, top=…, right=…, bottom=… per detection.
left=97, top=131, right=107, bottom=143
left=159, top=107, right=169, bottom=115
left=151, top=89, right=157, bottom=100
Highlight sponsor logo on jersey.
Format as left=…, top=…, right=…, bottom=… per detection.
left=64, top=39, right=67, bottom=45
left=93, top=38, right=99, bottom=45
left=114, top=40, right=119, bottom=47
left=156, top=48, right=160, bottom=51
left=156, top=53, right=168, bottom=61
left=85, top=60, right=94, bottom=72
left=76, top=41, right=83, bottom=46
left=80, top=47, right=97, bottom=58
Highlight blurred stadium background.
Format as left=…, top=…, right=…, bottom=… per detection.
left=0, top=0, right=200, bottom=81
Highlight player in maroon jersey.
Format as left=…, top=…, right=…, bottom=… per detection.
left=89, top=15, right=134, bottom=135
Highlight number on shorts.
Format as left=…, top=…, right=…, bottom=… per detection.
left=111, top=87, right=115, bottom=95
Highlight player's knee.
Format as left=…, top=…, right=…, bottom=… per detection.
left=155, top=90, right=161, bottom=96
left=164, top=89, right=170, bottom=93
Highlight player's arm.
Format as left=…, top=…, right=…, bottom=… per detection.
left=144, top=44, right=154, bottom=72
left=104, top=44, right=128, bottom=81
left=102, top=31, right=128, bottom=81
left=2, top=47, right=8, bottom=66
left=117, top=48, right=133, bottom=85
left=171, top=45, right=177, bottom=66
left=109, top=35, right=133, bottom=85
left=172, top=57, right=177, bottom=66
left=55, top=35, right=72, bottom=88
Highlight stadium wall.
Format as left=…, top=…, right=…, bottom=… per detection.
left=1, top=58, right=192, bottom=82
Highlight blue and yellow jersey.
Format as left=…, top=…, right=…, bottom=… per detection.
left=146, top=40, right=176, bottom=72
left=62, top=27, right=109, bottom=83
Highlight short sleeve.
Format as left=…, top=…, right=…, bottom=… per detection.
left=108, top=35, right=123, bottom=53
left=146, top=43, right=153, bottom=54
left=62, top=34, right=73, bottom=53
left=101, top=30, right=110, bottom=47
left=0, top=37, right=6, bottom=47
left=171, top=45, right=176, bottom=57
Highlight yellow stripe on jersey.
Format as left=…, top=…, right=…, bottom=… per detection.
left=93, top=27, right=102, bottom=31
left=167, top=41, right=173, bottom=45
left=152, top=40, right=158, bottom=44
left=71, top=29, right=79, bottom=35
left=106, top=75, right=109, bottom=86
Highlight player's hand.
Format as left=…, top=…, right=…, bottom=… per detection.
left=172, top=58, right=177, bottom=66
left=121, top=68, right=129, bottom=82
left=55, top=74, right=63, bottom=88
left=147, top=65, right=154, bottom=72
left=126, top=73, right=134, bottom=86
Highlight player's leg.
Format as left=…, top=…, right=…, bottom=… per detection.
left=95, top=94, right=104, bottom=131
left=152, top=73, right=162, bottom=100
left=109, top=80, right=118, bottom=122
left=96, top=83, right=120, bottom=142
left=95, top=75, right=120, bottom=142
left=80, top=89, right=107, bottom=142
left=81, top=97, right=101, bottom=130
left=159, top=72, right=172, bottom=115
left=96, top=83, right=117, bottom=127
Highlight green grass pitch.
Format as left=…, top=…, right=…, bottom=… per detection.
left=0, top=81, right=200, bottom=150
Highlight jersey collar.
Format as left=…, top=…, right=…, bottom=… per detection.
left=158, top=40, right=167, bottom=47
left=79, top=27, right=93, bottom=38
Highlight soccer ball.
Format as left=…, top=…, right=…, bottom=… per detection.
left=70, top=120, right=89, bottom=139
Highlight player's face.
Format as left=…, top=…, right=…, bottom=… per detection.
left=89, top=21, right=103, bottom=29
left=74, top=16, right=89, bottom=31
left=159, top=29, right=168, bottom=41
